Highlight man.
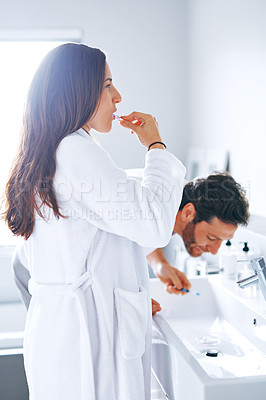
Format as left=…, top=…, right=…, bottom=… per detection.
left=13, top=172, right=249, bottom=312
left=148, top=172, right=249, bottom=303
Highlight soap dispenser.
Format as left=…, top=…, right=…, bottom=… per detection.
left=219, top=240, right=237, bottom=279
left=237, top=242, right=254, bottom=281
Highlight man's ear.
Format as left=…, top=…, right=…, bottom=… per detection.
left=180, top=203, right=196, bottom=223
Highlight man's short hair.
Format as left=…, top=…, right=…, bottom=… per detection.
left=179, top=172, right=249, bottom=226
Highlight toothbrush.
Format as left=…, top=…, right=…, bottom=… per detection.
left=113, top=114, right=122, bottom=121
left=113, top=114, right=143, bottom=127
left=178, top=288, right=200, bottom=296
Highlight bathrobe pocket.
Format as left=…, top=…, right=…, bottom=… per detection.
left=114, top=286, right=148, bottom=360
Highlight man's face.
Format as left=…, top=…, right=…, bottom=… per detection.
left=181, top=217, right=237, bottom=257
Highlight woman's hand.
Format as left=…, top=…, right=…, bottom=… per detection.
left=151, top=298, right=162, bottom=315
left=120, top=111, right=164, bottom=149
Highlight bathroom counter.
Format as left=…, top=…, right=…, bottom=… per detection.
left=208, top=274, right=266, bottom=317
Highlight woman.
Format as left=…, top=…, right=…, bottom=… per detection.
left=2, top=43, right=185, bottom=399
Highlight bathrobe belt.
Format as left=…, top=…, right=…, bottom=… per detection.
left=28, top=271, right=96, bottom=400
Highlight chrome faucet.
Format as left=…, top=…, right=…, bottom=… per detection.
left=237, top=257, right=266, bottom=301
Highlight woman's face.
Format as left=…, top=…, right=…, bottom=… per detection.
left=83, top=63, right=122, bottom=133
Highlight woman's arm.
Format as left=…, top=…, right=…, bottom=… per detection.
left=55, top=134, right=185, bottom=248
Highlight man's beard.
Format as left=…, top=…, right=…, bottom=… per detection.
left=182, top=222, right=197, bottom=256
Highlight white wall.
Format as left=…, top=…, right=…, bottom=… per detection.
left=186, top=0, right=266, bottom=216
left=0, top=0, right=189, bottom=169
left=2, top=0, right=265, bottom=227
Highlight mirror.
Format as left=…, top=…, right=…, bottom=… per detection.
left=184, top=1, right=266, bottom=221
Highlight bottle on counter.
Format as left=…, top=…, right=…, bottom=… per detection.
left=237, top=242, right=254, bottom=281
left=219, top=240, right=238, bottom=280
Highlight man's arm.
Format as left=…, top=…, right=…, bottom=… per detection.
left=147, top=248, right=191, bottom=294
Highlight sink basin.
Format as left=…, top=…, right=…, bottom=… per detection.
left=150, top=277, right=266, bottom=400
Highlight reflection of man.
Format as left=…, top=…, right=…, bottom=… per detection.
left=13, top=173, right=249, bottom=313
left=148, top=172, right=250, bottom=298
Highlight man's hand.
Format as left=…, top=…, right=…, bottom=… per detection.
left=147, top=248, right=191, bottom=295
left=154, top=261, right=191, bottom=294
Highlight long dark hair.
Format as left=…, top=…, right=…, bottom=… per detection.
left=1, top=43, right=106, bottom=239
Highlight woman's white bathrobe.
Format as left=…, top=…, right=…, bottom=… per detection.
left=23, top=129, right=185, bottom=400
